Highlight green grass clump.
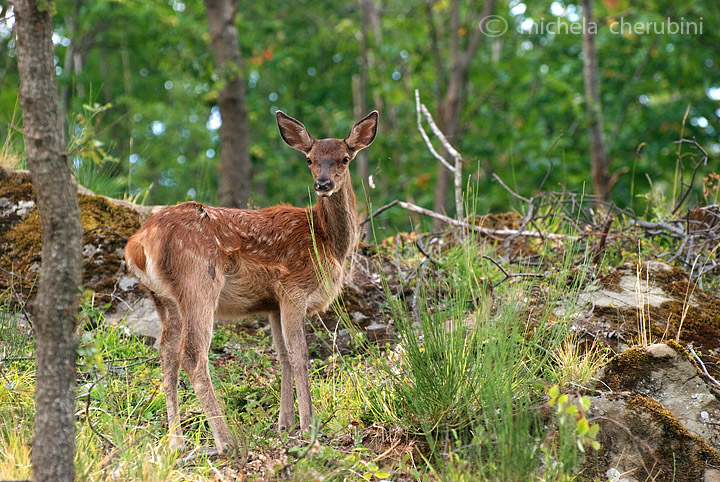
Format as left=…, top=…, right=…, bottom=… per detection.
left=356, top=233, right=599, bottom=481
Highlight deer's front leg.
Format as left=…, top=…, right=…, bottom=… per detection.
left=280, top=302, right=313, bottom=431
left=269, top=310, right=295, bottom=431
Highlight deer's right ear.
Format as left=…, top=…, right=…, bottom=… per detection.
left=276, top=111, right=315, bottom=154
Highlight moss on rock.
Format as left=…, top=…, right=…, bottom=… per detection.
left=585, top=392, right=720, bottom=482
left=625, top=393, right=720, bottom=480
left=0, top=168, right=144, bottom=309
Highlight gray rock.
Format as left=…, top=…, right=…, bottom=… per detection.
left=585, top=343, right=720, bottom=481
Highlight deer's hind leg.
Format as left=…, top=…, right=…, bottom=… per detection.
left=269, top=310, right=295, bottom=431
left=176, top=271, right=235, bottom=454
left=150, top=292, right=185, bottom=452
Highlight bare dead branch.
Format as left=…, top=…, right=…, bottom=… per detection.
left=360, top=199, right=399, bottom=226
left=415, top=237, right=439, bottom=265
left=539, top=133, right=562, bottom=192
left=492, top=172, right=530, bottom=204
left=415, top=89, right=464, bottom=222
left=687, top=344, right=720, bottom=390
left=415, top=90, right=454, bottom=172
left=629, top=219, right=686, bottom=237
left=419, top=104, right=462, bottom=162
left=390, top=199, right=572, bottom=240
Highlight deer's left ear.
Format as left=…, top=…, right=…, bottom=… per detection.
left=345, top=111, right=378, bottom=152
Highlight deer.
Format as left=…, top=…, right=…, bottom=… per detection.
left=124, top=110, right=378, bottom=454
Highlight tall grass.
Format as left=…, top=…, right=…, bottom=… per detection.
left=356, top=229, right=595, bottom=480
left=0, top=315, right=237, bottom=480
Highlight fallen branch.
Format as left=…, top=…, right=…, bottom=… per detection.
left=629, top=219, right=686, bottom=237
left=360, top=199, right=399, bottom=226
left=394, top=199, right=572, bottom=240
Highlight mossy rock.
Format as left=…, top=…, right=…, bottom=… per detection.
left=580, top=262, right=720, bottom=366
left=585, top=391, right=720, bottom=482
left=0, top=168, right=145, bottom=310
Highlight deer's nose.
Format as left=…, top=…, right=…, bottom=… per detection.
left=315, top=178, right=334, bottom=192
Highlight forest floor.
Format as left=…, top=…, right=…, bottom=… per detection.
left=1, top=168, right=720, bottom=481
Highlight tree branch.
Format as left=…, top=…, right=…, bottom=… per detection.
left=415, top=90, right=455, bottom=172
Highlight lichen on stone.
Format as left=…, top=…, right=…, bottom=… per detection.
left=0, top=169, right=144, bottom=309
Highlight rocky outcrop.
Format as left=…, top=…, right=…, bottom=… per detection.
left=586, top=343, right=720, bottom=481
left=573, top=261, right=720, bottom=364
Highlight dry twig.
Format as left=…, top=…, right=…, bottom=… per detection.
left=415, top=89, right=464, bottom=221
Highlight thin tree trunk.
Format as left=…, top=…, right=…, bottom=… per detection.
left=98, top=49, right=113, bottom=105
left=13, top=1, right=83, bottom=481
left=355, top=0, right=374, bottom=241
left=356, top=0, right=370, bottom=189
left=203, top=0, right=252, bottom=208
left=59, top=3, right=79, bottom=138
left=581, top=0, right=610, bottom=200
left=431, top=0, right=498, bottom=226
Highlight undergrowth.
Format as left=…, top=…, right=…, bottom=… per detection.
left=350, top=233, right=602, bottom=481
left=1, top=222, right=609, bottom=481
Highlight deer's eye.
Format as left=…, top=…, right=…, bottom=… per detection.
left=343, top=156, right=350, bottom=164
left=306, top=157, right=312, bottom=165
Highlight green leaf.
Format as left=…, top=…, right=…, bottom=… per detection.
left=548, top=384, right=560, bottom=401
left=565, top=405, right=579, bottom=418
left=576, top=417, right=590, bottom=435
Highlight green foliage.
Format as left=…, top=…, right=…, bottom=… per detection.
left=542, top=385, right=601, bottom=481
left=68, top=102, right=126, bottom=197
left=1, top=0, right=716, bottom=225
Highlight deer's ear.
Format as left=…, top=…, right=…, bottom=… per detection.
left=276, top=111, right=315, bottom=154
left=345, top=111, right=378, bottom=152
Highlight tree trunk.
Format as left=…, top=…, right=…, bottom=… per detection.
left=431, top=0, right=498, bottom=226
left=355, top=0, right=376, bottom=241
left=356, top=0, right=370, bottom=190
left=203, top=0, right=252, bottom=208
left=581, top=0, right=610, bottom=200
left=13, top=1, right=84, bottom=481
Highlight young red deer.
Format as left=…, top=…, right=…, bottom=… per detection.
left=124, top=110, right=378, bottom=454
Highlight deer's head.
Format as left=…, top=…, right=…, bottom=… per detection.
left=276, top=110, right=378, bottom=197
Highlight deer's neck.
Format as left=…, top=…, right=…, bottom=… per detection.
left=314, top=175, right=358, bottom=263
